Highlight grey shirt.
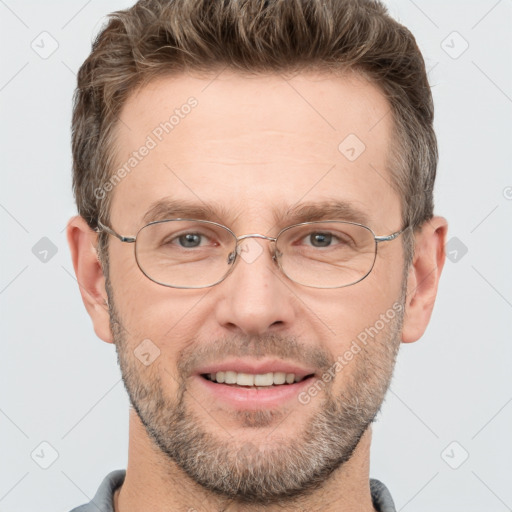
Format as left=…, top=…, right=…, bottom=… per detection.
left=70, top=470, right=396, bottom=512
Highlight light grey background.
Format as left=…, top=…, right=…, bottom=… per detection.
left=1, top=1, right=511, bottom=511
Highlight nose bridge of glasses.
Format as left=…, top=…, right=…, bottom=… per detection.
left=236, top=233, right=277, bottom=243
left=225, top=233, right=279, bottom=265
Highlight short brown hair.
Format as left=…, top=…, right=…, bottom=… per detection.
left=72, top=0, right=436, bottom=268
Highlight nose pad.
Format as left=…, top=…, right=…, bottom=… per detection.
left=227, top=239, right=281, bottom=267
left=273, top=247, right=283, bottom=262
left=227, top=250, right=236, bottom=265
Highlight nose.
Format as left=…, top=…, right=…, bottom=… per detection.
left=214, top=236, right=296, bottom=336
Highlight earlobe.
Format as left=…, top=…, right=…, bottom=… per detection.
left=401, top=216, right=448, bottom=344
left=66, top=215, right=114, bottom=344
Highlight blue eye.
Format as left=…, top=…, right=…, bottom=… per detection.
left=177, top=233, right=203, bottom=248
left=308, top=232, right=333, bottom=247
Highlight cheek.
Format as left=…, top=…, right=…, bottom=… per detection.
left=309, top=261, right=403, bottom=360
left=113, top=296, right=201, bottom=401
left=108, top=248, right=210, bottom=373
left=109, top=242, right=188, bottom=332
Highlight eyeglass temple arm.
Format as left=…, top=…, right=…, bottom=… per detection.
left=95, top=220, right=136, bottom=243
left=374, top=226, right=409, bottom=244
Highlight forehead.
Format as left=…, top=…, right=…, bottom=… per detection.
left=109, top=70, right=400, bottom=232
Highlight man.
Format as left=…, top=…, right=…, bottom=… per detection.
left=66, top=0, right=447, bottom=510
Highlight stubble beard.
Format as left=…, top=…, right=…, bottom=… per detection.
left=108, top=282, right=404, bottom=505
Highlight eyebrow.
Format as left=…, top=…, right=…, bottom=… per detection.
left=142, top=198, right=235, bottom=225
left=279, top=200, right=370, bottom=227
left=142, top=197, right=370, bottom=229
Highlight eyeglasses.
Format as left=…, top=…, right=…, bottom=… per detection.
left=95, top=218, right=407, bottom=289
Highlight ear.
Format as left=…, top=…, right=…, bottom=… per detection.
left=66, top=215, right=113, bottom=344
left=401, top=216, right=448, bottom=343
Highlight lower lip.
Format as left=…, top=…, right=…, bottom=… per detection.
left=195, top=375, right=315, bottom=409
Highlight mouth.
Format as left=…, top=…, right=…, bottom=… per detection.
left=193, top=360, right=318, bottom=409
left=201, top=371, right=315, bottom=389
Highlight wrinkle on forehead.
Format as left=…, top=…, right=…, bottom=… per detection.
left=109, top=70, right=400, bottom=234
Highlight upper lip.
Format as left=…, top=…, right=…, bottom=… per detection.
left=195, top=358, right=317, bottom=380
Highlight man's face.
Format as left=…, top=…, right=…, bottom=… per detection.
left=106, top=71, right=406, bottom=503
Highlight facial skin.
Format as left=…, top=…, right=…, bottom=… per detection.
left=68, top=70, right=447, bottom=511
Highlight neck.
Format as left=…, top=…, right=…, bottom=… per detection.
left=114, top=410, right=378, bottom=512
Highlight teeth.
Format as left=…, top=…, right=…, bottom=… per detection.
left=237, top=373, right=254, bottom=386
left=273, top=372, right=286, bottom=385
left=225, top=371, right=237, bottom=384
left=254, top=373, right=274, bottom=386
left=207, top=371, right=305, bottom=386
